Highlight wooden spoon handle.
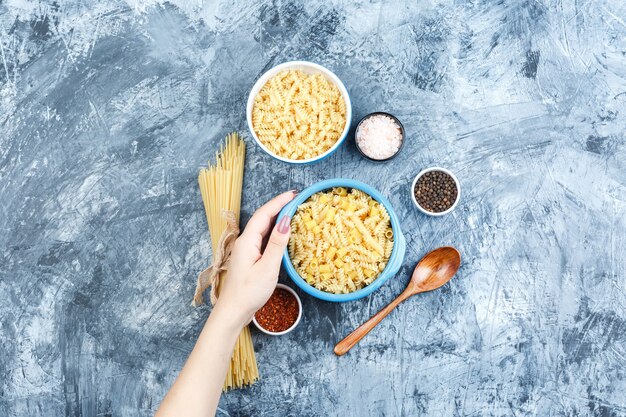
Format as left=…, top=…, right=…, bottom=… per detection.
left=334, top=292, right=410, bottom=356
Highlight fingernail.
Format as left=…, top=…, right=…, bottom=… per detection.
left=289, top=189, right=299, bottom=195
left=277, top=215, right=290, bottom=234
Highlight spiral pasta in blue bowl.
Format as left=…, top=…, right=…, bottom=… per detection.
left=277, top=179, right=406, bottom=302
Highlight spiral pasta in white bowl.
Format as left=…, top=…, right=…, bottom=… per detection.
left=246, top=61, right=352, bottom=164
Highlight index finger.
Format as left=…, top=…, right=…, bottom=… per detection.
left=241, top=191, right=296, bottom=240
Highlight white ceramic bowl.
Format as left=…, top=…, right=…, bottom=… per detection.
left=411, top=167, right=461, bottom=216
left=252, top=284, right=302, bottom=336
left=246, top=61, right=352, bottom=164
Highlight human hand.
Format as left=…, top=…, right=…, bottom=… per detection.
left=213, top=191, right=296, bottom=328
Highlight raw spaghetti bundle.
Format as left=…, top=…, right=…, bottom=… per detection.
left=193, top=132, right=259, bottom=390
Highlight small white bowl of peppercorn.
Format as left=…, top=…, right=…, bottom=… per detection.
left=253, top=283, right=302, bottom=336
left=411, top=167, right=460, bottom=216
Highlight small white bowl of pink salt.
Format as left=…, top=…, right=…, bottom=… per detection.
left=355, top=112, right=405, bottom=162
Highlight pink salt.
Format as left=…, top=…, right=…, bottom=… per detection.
left=356, top=115, right=403, bottom=160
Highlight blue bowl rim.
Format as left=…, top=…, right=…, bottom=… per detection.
left=278, top=178, right=405, bottom=302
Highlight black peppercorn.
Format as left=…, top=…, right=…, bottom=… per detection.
left=414, top=170, right=458, bottom=213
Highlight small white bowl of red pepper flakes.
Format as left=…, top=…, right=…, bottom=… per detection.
left=253, top=284, right=302, bottom=336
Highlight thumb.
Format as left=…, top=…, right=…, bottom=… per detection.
left=259, top=215, right=291, bottom=270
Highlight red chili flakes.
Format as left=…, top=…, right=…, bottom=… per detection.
left=255, top=288, right=299, bottom=333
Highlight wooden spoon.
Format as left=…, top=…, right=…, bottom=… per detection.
left=334, top=246, right=461, bottom=356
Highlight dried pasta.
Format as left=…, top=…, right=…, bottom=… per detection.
left=252, top=69, right=346, bottom=160
left=288, top=188, right=394, bottom=294
left=198, top=132, right=259, bottom=390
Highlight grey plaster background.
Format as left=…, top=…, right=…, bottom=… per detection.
left=1, top=0, right=626, bottom=416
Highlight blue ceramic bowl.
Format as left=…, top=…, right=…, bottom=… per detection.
left=277, top=179, right=406, bottom=302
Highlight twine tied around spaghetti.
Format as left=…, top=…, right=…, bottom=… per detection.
left=192, top=210, right=239, bottom=307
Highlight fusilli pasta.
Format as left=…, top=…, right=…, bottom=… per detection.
left=252, top=70, right=346, bottom=160
left=289, top=188, right=394, bottom=294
